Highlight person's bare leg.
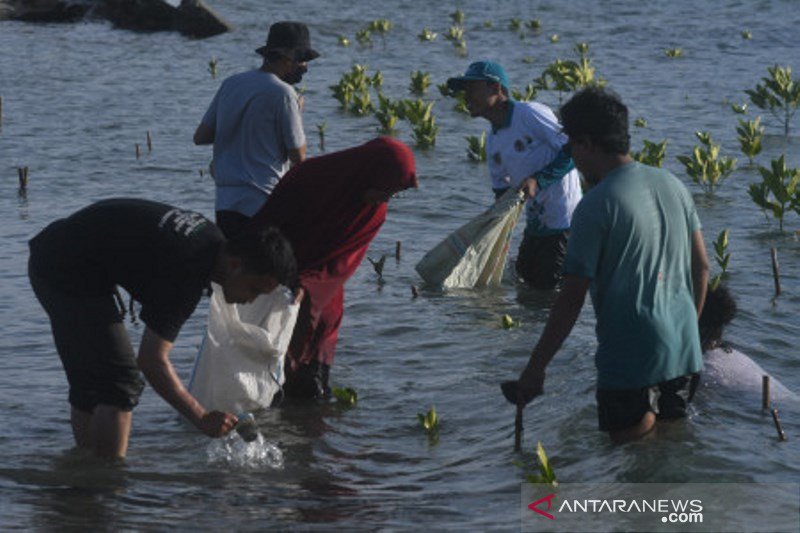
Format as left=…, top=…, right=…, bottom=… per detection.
left=70, top=406, right=93, bottom=449
left=90, top=404, right=132, bottom=458
left=609, top=411, right=656, bottom=444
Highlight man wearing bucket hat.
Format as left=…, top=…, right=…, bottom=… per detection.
left=194, top=21, right=320, bottom=238
left=447, top=60, right=582, bottom=290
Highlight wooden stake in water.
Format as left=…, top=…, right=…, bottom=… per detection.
left=514, top=404, right=523, bottom=452
left=762, top=375, right=770, bottom=410
left=771, top=247, right=781, bottom=297
left=135, top=143, right=141, bottom=160
left=771, top=408, right=787, bottom=441
left=146, top=130, right=152, bottom=152
left=395, top=241, right=402, bottom=260
left=18, top=166, right=28, bottom=194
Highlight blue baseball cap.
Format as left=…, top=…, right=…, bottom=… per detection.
left=446, top=61, right=510, bottom=93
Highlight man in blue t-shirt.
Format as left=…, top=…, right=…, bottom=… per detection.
left=194, top=22, right=319, bottom=237
left=511, top=88, right=710, bottom=443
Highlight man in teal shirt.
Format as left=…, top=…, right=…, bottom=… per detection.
left=513, top=87, right=710, bottom=443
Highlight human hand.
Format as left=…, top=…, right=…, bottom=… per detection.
left=520, top=177, right=539, bottom=199
left=292, top=286, right=305, bottom=305
left=196, top=411, right=237, bottom=437
left=298, top=95, right=305, bottom=113
left=516, top=365, right=545, bottom=406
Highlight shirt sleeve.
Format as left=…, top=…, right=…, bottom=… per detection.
left=200, top=89, right=220, bottom=130
left=562, top=198, right=604, bottom=280
left=278, top=90, right=306, bottom=150
left=139, top=285, right=203, bottom=343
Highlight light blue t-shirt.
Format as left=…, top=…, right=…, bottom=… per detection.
left=487, top=101, right=582, bottom=235
left=201, top=70, right=305, bottom=216
left=563, top=162, right=703, bottom=389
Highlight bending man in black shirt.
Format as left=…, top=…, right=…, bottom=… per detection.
left=28, top=199, right=296, bottom=459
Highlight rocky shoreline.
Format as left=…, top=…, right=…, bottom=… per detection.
left=0, top=0, right=231, bottom=38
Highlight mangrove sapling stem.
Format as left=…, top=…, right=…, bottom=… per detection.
left=410, top=285, right=419, bottom=298
left=146, top=130, right=152, bottom=152
left=771, top=408, right=787, bottom=441
left=18, top=166, right=28, bottom=196
left=770, top=247, right=781, bottom=297
left=135, top=143, right=141, bottom=160
left=514, top=404, right=523, bottom=452
left=762, top=375, right=771, bottom=410
left=395, top=241, right=401, bottom=260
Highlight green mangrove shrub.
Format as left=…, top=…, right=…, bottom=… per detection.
left=208, top=57, right=218, bottom=79
left=332, top=387, right=358, bottom=407
left=741, top=30, right=752, bottom=40
left=665, top=47, right=683, bottom=58
left=527, top=19, right=542, bottom=31
left=516, top=442, right=558, bottom=487
left=736, top=117, right=764, bottom=164
left=418, top=28, right=437, bottom=41
left=709, top=229, right=730, bottom=290
left=409, top=70, right=431, bottom=96
left=337, top=35, right=350, bottom=47
left=375, top=94, right=400, bottom=135
left=511, top=84, right=538, bottom=102
left=731, top=103, right=747, bottom=114
left=330, top=64, right=379, bottom=115
left=745, top=65, right=800, bottom=136
left=418, top=406, right=439, bottom=434
left=466, top=132, right=487, bottom=162
left=450, top=9, right=465, bottom=25
left=509, top=18, right=522, bottom=32
left=355, top=28, right=372, bottom=47
left=748, top=155, right=800, bottom=232
left=676, top=132, right=737, bottom=194
left=631, top=139, right=667, bottom=168
left=634, top=117, right=648, bottom=128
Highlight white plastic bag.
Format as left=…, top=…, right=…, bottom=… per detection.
left=188, top=282, right=299, bottom=414
left=415, top=188, right=524, bottom=288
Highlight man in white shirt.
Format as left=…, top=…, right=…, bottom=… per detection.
left=447, top=61, right=582, bottom=289
left=194, top=21, right=318, bottom=237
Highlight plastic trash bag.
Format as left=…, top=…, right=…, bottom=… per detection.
left=415, top=188, right=524, bottom=288
left=188, top=282, right=299, bottom=414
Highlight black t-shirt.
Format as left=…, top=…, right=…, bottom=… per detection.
left=29, top=198, right=223, bottom=342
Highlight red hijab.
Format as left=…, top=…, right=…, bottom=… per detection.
left=252, top=136, right=417, bottom=275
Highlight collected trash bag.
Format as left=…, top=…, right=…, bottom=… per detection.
left=415, top=187, right=524, bottom=288
left=188, top=283, right=299, bottom=414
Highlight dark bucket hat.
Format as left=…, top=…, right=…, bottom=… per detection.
left=256, top=21, right=320, bottom=62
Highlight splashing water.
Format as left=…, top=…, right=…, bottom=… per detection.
left=206, top=432, right=284, bottom=470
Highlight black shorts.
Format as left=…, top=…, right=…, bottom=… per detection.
left=28, top=259, right=145, bottom=413
left=596, top=374, right=700, bottom=432
left=515, top=231, right=569, bottom=290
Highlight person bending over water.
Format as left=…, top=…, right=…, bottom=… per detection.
left=251, top=137, right=418, bottom=401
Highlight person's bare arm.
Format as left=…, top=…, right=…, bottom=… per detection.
left=691, top=229, right=710, bottom=316
left=137, top=327, right=236, bottom=437
left=193, top=122, right=215, bottom=145
left=517, top=275, right=590, bottom=404
left=288, top=145, right=307, bottom=166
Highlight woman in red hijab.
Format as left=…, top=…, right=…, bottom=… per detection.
left=251, top=137, right=418, bottom=400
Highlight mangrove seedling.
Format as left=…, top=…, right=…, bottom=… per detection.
left=709, top=229, right=730, bottom=290
left=631, top=139, right=667, bottom=168
left=450, top=9, right=465, bottom=25
left=337, top=35, right=350, bottom=47
left=741, top=30, right=752, bottom=40
left=731, top=103, right=748, bottom=114
left=509, top=18, right=523, bottom=32
left=466, top=132, right=487, bottom=162
left=676, top=131, right=737, bottom=194
left=371, top=71, right=384, bottom=90
left=511, top=84, right=538, bottom=102
left=355, top=28, right=372, bottom=47
left=527, top=19, right=541, bottom=31
left=501, top=314, right=519, bottom=329
left=634, top=117, right=648, bottom=128
left=332, top=387, right=358, bottom=407
left=368, top=254, right=387, bottom=279
left=208, top=56, right=218, bottom=79
left=409, top=70, right=431, bottom=96
left=368, top=19, right=392, bottom=47
left=522, top=56, right=536, bottom=64
left=575, top=42, right=590, bottom=57
left=375, top=94, right=400, bottom=135
left=549, top=34, right=559, bottom=43
left=418, top=28, right=437, bottom=42
left=418, top=406, right=439, bottom=434
left=517, top=442, right=558, bottom=487
left=454, top=91, right=470, bottom=114
left=444, top=25, right=465, bottom=43
left=748, top=155, right=800, bottom=232
left=316, top=121, right=327, bottom=151
left=745, top=65, right=800, bottom=137
left=483, top=20, right=493, bottom=28
left=665, top=47, right=683, bottom=58
left=736, top=116, right=764, bottom=165
left=402, top=99, right=439, bottom=148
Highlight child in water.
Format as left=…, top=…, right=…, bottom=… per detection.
left=699, top=284, right=795, bottom=402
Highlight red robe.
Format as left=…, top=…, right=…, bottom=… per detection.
left=251, top=137, right=417, bottom=371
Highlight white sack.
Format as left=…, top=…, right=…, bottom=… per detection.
left=415, top=188, right=524, bottom=288
left=188, top=282, right=299, bottom=414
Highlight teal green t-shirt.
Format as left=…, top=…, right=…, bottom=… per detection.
left=563, top=162, right=703, bottom=389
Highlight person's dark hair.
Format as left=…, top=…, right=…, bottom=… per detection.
left=698, top=283, right=737, bottom=352
left=559, top=86, right=630, bottom=154
left=225, top=226, right=297, bottom=286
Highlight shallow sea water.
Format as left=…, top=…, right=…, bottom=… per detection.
left=1, top=0, right=799, bottom=530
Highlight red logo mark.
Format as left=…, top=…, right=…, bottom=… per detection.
left=528, top=493, right=556, bottom=520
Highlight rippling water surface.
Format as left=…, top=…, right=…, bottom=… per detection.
left=1, top=0, right=799, bottom=529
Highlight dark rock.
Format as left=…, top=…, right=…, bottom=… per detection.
left=100, top=0, right=177, bottom=32
left=3, top=0, right=89, bottom=22
left=175, top=0, right=230, bottom=38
